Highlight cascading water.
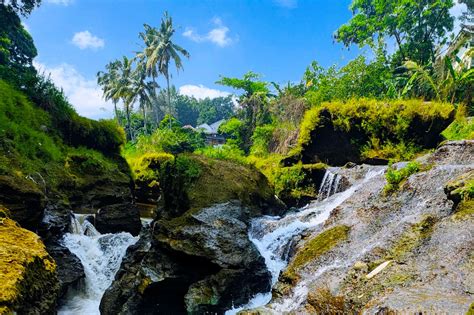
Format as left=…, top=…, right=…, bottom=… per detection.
left=59, top=214, right=138, bottom=315
left=226, top=167, right=384, bottom=314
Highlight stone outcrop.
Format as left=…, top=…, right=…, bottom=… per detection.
left=95, top=203, right=142, bottom=236
left=0, top=208, right=60, bottom=314
left=260, top=141, right=474, bottom=314
left=100, top=155, right=284, bottom=314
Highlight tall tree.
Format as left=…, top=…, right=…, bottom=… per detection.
left=97, top=60, right=122, bottom=121
left=335, top=0, right=455, bottom=65
left=136, top=12, right=190, bottom=127
left=128, top=64, right=159, bottom=134
left=0, top=0, right=41, bottom=16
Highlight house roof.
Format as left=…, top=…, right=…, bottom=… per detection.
left=196, top=119, right=225, bottom=134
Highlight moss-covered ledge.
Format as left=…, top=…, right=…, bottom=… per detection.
left=286, top=99, right=454, bottom=166
left=0, top=207, right=59, bottom=314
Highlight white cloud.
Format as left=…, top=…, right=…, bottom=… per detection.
left=34, top=61, right=113, bottom=119
left=274, top=0, right=297, bottom=9
left=183, top=18, right=234, bottom=47
left=179, top=84, right=231, bottom=100
left=71, top=31, right=105, bottom=50
left=45, top=0, right=73, bottom=5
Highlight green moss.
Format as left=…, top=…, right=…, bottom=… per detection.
left=441, top=105, right=474, bottom=140
left=0, top=217, right=59, bottom=313
left=384, top=162, right=423, bottom=194
left=296, top=99, right=454, bottom=162
left=387, top=216, right=437, bottom=262
left=282, top=225, right=350, bottom=284
left=467, top=302, right=474, bottom=315
left=453, top=200, right=474, bottom=220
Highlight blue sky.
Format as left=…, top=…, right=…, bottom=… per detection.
left=23, top=0, right=466, bottom=119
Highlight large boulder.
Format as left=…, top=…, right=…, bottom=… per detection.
left=95, top=203, right=142, bottom=236
left=0, top=175, right=45, bottom=231
left=258, top=140, right=474, bottom=314
left=0, top=208, right=60, bottom=314
left=100, top=155, right=284, bottom=314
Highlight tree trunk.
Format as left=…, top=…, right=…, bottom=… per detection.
left=114, top=101, right=119, bottom=123
left=142, top=104, right=148, bottom=134
left=126, top=103, right=132, bottom=141
left=166, top=72, right=172, bottom=129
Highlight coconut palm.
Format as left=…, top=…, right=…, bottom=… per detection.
left=136, top=11, right=189, bottom=127
left=97, top=60, right=122, bottom=121
left=99, top=56, right=135, bottom=140
left=128, top=64, right=159, bottom=134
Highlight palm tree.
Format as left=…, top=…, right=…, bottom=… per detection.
left=128, top=64, right=159, bottom=134
left=97, top=60, right=122, bottom=121
left=136, top=12, right=189, bottom=127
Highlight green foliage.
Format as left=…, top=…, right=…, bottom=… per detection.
left=1, top=0, right=41, bottom=16
left=218, top=117, right=245, bottom=148
left=123, top=116, right=204, bottom=157
left=384, top=162, right=421, bottom=194
left=128, top=152, right=174, bottom=182
left=0, top=80, right=62, bottom=174
left=195, top=145, right=247, bottom=164
left=297, top=99, right=454, bottom=161
left=336, top=0, right=454, bottom=65
left=442, top=105, right=474, bottom=140
left=250, top=124, right=275, bottom=157
left=0, top=5, right=37, bottom=67
left=216, top=71, right=269, bottom=97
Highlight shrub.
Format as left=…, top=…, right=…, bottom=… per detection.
left=441, top=105, right=474, bottom=140
left=128, top=152, right=174, bottom=182
left=250, top=124, right=275, bottom=157
left=195, top=144, right=247, bottom=164
left=384, top=161, right=421, bottom=194
left=218, top=117, right=244, bottom=148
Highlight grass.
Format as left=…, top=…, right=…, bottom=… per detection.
left=383, top=162, right=422, bottom=194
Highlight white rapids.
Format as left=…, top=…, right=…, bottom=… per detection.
left=58, top=214, right=138, bottom=315
left=226, top=167, right=384, bottom=314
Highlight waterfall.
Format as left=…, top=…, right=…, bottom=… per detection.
left=226, top=167, right=384, bottom=314
left=59, top=214, right=138, bottom=315
left=317, top=169, right=341, bottom=201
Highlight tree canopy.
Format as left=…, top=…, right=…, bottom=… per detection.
left=335, top=0, right=455, bottom=65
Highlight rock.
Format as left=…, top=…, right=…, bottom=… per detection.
left=260, top=141, right=474, bottom=313
left=95, top=203, right=141, bottom=236
left=0, top=215, right=59, bottom=314
left=0, top=174, right=45, bottom=231
left=46, top=242, right=85, bottom=298
left=102, top=202, right=272, bottom=314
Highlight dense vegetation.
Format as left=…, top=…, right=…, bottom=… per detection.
left=1, top=0, right=473, bottom=206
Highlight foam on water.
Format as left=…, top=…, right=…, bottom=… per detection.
left=58, top=214, right=138, bottom=315
left=226, top=167, right=384, bottom=314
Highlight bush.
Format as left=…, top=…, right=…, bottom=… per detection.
left=195, top=144, right=247, bottom=164
left=218, top=117, right=244, bottom=148
left=250, top=124, right=275, bottom=157
left=384, top=161, right=421, bottom=194
left=441, top=105, right=474, bottom=140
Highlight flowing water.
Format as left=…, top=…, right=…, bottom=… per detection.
left=58, top=214, right=138, bottom=315
left=226, top=167, right=384, bottom=314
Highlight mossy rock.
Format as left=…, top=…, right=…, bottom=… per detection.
left=159, top=154, right=284, bottom=222
left=294, top=99, right=454, bottom=165
left=0, top=174, right=45, bottom=230
left=0, top=216, right=59, bottom=314
left=445, top=170, right=474, bottom=206
left=280, top=225, right=350, bottom=285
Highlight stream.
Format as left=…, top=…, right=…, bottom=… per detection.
left=227, top=167, right=384, bottom=314
left=57, top=168, right=382, bottom=314
left=58, top=215, right=138, bottom=315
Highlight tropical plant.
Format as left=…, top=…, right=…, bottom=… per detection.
left=136, top=12, right=190, bottom=127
